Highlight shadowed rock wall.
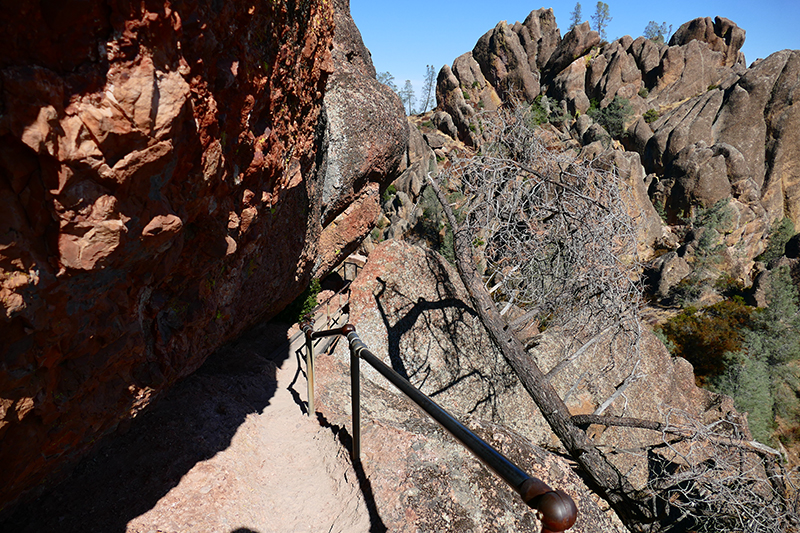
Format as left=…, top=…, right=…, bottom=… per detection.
left=0, top=0, right=406, bottom=510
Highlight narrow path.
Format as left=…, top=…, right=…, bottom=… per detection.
left=126, top=306, right=371, bottom=533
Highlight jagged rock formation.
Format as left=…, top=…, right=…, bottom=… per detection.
left=0, top=0, right=406, bottom=511
left=316, top=239, right=628, bottom=532
left=323, top=239, right=756, bottom=527
left=430, top=10, right=800, bottom=290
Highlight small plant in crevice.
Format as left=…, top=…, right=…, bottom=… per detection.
left=381, top=184, right=397, bottom=203
left=276, top=278, right=321, bottom=323
left=643, top=108, right=659, bottom=123
left=757, top=217, right=795, bottom=264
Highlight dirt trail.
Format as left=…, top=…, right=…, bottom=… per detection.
left=125, top=316, right=371, bottom=533
left=2, top=292, right=374, bottom=533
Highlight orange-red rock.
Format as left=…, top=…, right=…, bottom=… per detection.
left=0, top=0, right=404, bottom=512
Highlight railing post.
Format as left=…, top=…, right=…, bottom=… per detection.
left=342, top=324, right=360, bottom=462
left=303, top=321, right=577, bottom=532
left=302, top=322, right=315, bottom=416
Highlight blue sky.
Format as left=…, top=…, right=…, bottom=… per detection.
left=350, top=0, right=800, bottom=109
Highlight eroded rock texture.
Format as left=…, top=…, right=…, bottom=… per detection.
left=0, top=0, right=405, bottom=510
left=432, top=11, right=800, bottom=278
left=316, top=240, right=627, bottom=532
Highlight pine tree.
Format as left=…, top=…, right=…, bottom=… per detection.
left=590, top=1, right=611, bottom=41
left=420, top=65, right=437, bottom=113
left=643, top=21, right=671, bottom=44
left=399, top=80, right=416, bottom=115
left=568, top=2, right=582, bottom=31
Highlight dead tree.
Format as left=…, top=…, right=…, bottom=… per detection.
left=427, top=103, right=797, bottom=532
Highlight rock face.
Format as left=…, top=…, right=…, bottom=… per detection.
left=317, top=239, right=751, bottom=527
left=432, top=10, right=800, bottom=281
left=316, top=240, right=627, bottom=532
left=0, top=0, right=406, bottom=511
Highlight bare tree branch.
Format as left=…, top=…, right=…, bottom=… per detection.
left=425, top=102, right=798, bottom=532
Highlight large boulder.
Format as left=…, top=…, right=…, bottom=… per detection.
left=551, top=57, right=590, bottom=114
left=435, top=64, right=480, bottom=146
left=315, top=240, right=627, bottom=531
left=542, top=22, right=600, bottom=81
left=473, top=21, right=540, bottom=101
left=628, top=36, right=667, bottom=87
left=669, top=16, right=746, bottom=67
left=452, top=52, right=503, bottom=112
left=591, top=41, right=643, bottom=107
left=0, top=0, right=405, bottom=511
left=512, top=8, right=561, bottom=72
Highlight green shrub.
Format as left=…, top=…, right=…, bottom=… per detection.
left=525, top=95, right=549, bottom=126
left=658, top=297, right=755, bottom=385
left=472, top=80, right=480, bottom=89
left=382, top=184, right=397, bottom=203
left=421, top=120, right=434, bottom=128
left=643, top=108, right=659, bottom=123
left=757, top=217, right=795, bottom=264
left=277, top=278, right=321, bottom=323
left=587, top=96, right=633, bottom=138
left=548, top=104, right=569, bottom=125
left=462, top=90, right=470, bottom=100
left=711, top=266, right=800, bottom=443
left=638, top=87, right=649, bottom=98
left=714, top=352, right=774, bottom=442
left=708, top=84, right=719, bottom=91
left=695, top=198, right=734, bottom=231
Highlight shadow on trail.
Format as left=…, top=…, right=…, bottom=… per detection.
left=316, top=412, right=388, bottom=533
left=1, top=320, right=294, bottom=533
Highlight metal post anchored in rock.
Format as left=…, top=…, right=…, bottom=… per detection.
left=303, top=321, right=578, bottom=532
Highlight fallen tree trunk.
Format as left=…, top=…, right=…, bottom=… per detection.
left=427, top=174, right=656, bottom=531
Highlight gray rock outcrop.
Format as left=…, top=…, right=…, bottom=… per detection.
left=316, top=240, right=628, bottom=531
left=430, top=9, right=797, bottom=278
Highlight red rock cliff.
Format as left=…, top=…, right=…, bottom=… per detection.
left=0, top=0, right=404, bottom=510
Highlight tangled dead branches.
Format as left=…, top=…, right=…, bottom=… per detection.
left=431, top=102, right=799, bottom=532
left=439, top=103, right=642, bottom=359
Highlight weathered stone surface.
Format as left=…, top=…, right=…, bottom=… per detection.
left=330, top=0, right=376, bottom=78
left=452, top=52, right=503, bottom=112
left=0, top=0, right=404, bottom=512
left=592, top=41, right=643, bottom=107
left=317, top=69, right=407, bottom=226
left=752, top=50, right=800, bottom=226
left=543, top=22, right=600, bottom=81
left=473, top=21, right=540, bottom=101
left=315, top=240, right=627, bottom=531
left=512, top=8, right=561, bottom=72
left=651, top=251, right=692, bottom=297
left=392, top=120, right=436, bottom=207
left=435, top=64, right=480, bottom=146
left=551, top=57, right=590, bottom=114
left=669, top=16, right=746, bottom=67
left=629, top=36, right=667, bottom=85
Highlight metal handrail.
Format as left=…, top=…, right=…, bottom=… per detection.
left=301, top=322, right=578, bottom=533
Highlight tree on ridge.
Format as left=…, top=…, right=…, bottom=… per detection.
left=568, top=2, right=583, bottom=31
left=591, top=1, right=611, bottom=41
left=420, top=65, right=437, bottom=113
left=643, top=21, right=672, bottom=44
